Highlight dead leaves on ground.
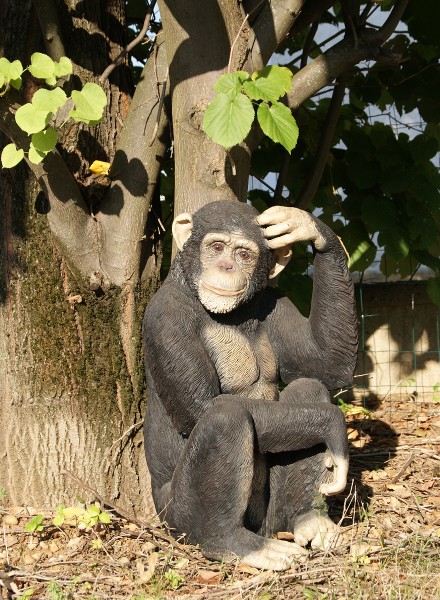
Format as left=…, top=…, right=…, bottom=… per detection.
left=0, top=396, right=439, bottom=598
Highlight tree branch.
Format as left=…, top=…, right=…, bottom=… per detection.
left=158, top=0, right=251, bottom=215
left=294, top=73, right=348, bottom=210
left=286, top=0, right=409, bottom=111
left=99, top=1, right=157, bottom=83
left=96, top=33, right=170, bottom=286
left=32, top=0, right=66, bottom=61
left=0, top=98, right=100, bottom=277
left=300, top=20, right=319, bottom=69
left=289, top=0, right=336, bottom=35
left=248, top=0, right=306, bottom=70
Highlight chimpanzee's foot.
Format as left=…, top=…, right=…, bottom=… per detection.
left=203, top=528, right=307, bottom=571
left=294, top=510, right=340, bottom=550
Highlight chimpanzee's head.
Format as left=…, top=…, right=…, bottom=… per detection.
left=172, top=201, right=291, bottom=313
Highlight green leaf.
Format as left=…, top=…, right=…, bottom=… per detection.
left=87, top=504, right=100, bottom=516
left=28, top=143, right=46, bottom=164
left=9, top=77, right=22, bottom=91
left=243, top=65, right=293, bottom=102
left=52, top=514, right=65, bottom=527
left=69, top=82, right=107, bottom=124
left=54, top=57, right=73, bottom=78
left=379, top=228, right=410, bottom=260
left=1, top=143, right=24, bottom=168
left=28, top=52, right=56, bottom=79
left=24, top=514, right=45, bottom=533
left=45, top=75, right=57, bottom=87
left=362, top=196, right=397, bottom=232
left=382, top=164, right=412, bottom=194
left=380, top=252, right=415, bottom=279
left=31, top=128, right=57, bottom=152
left=15, top=103, right=51, bottom=134
left=32, top=88, right=67, bottom=114
left=0, top=57, right=23, bottom=82
left=0, top=73, right=4, bottom=88
left=427, top=277, right=440, bottom=306
left=203, top=92, right=254, bottom=148
left=257, top=102, right=299, bottom=153
left=214, top=71, right=250, bottom=98
left=347, top=156, right=380, bottom=190
left=340, top=221, right=377, bottom=271
left=99, top=511, right=111, bottom=524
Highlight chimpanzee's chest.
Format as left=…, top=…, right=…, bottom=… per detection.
left=201, top=322, right=278, bottom=401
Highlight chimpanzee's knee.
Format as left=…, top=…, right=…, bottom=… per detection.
left=280, top=378, right=331, bottom=405
left=194, top=399, right=254, bottom=449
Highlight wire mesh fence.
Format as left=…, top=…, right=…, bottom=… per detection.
left=353, top=279, right=440, bottom=404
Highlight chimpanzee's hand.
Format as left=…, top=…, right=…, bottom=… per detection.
left=320, top=452, right=349, bottom=496
left=256, top=206, right=329, bottom=251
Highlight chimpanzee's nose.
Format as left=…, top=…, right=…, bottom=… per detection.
left=218, top=260, right=235, bottom=272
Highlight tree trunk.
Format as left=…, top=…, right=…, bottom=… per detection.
left=0, top=0, right=159, bottom=514
left=0, top=168, right=157, bottom=513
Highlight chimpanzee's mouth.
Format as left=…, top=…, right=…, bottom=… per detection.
left=200, top=281, right=245, bottom=296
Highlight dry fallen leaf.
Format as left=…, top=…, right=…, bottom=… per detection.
left=414, top=429, right=429, bottom=437
left=347, top=427, right=359, bottom=440
left=195, top=569, right=224, bottom=585
left=235, top=563, right=260, bottom=575
left=276, top=531, right=295, bottom=541
left=136, top=551, right=159, bottom=583
left=386, top=484, right=411, bottom=498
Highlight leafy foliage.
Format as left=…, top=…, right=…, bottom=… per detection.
left=244, top=2, right=440, bottom=306
left=24, top=514, right=45, bottom=533
left=52, top=503, right=111, bottom=529
left=0, top=53, right=107, bottom=168
left=203, top=65, right=299, bottom=153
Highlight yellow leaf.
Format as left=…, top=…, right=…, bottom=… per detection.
left=89, top=160, right=110, bottom=175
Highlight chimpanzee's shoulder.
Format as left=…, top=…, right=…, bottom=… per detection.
left=260, top=286, right=303, bottom=319
left=143, top=278, right=200, bottom=324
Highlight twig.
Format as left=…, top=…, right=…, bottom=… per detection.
left=294, top=73, right=347, bottom=210
left=60, top=470, right=193, bottom=556
left=274, top=153, right=291, bottom=202
left=389, top=453, right=415, bottom=483
left=300, top=21, right=319, bottom=69
left=341, top=0, right=359, bottom=49
left=410, top=490, right=428, bottom=524
left=228, top=12, right=250, bottom=72
left=148, top=67, right=169, bottom=146
left=33, top=0, right=66, bottom=61
left=100, top=1, right=157, bottom=82
left=110, top=419, right=144, bottom=451
left=226, top=151, right=237, bottom=177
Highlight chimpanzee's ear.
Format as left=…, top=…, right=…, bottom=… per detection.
left=269, top=246, right=292, bottom=280
left=172, top=213, right=193, bottom=251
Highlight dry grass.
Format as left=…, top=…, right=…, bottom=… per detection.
left=1, top=395, right=439, bottom=600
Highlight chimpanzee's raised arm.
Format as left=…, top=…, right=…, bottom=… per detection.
left=257, top=207, right=358, bottom=389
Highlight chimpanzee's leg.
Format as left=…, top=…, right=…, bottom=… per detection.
left=156, top=389, right=346, bottom=568
left=262, top=378, right=348, bottom=549
left=158, top=401, right=306, bottom=571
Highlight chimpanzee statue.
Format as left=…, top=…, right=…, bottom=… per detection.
left=143, top=200, right=358, bottom=571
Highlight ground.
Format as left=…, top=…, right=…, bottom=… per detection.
left=1, top=395, right=439, bottom=600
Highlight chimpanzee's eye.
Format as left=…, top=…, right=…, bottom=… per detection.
left=237, top=249, right=251, bottom=261
left=211, top=242, right=224, bottom=253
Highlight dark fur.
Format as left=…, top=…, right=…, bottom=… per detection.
left=143, top=200, right=358, bottom=561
